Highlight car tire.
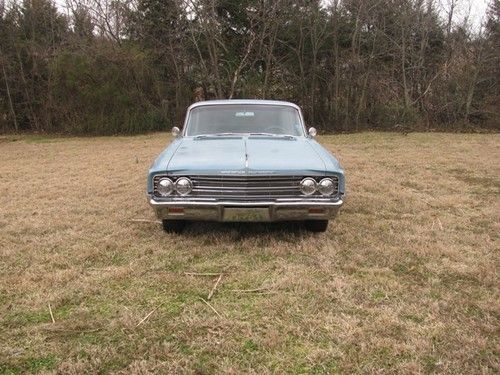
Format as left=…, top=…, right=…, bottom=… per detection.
left=304, top=220, right=329, bottom=232
left=162, top=219, right=186, bottom=233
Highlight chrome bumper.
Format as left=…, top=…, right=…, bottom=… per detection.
left=148, top=197, right=343, bottom=222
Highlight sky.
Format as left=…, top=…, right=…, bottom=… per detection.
left=453, top=0, right=491, bottom=30
left=51, top=0, right=492, bottom=30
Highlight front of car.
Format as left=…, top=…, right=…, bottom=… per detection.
left=147, top=100, right=345, bottom=232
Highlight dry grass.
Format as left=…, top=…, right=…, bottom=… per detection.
left=0, top=132, right=498, bottom=374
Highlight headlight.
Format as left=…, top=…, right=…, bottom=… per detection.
left=175, top=177, right=193, bottom=195
left=318, top=178, right=335, bottom=196
left=300, top=177, right=317, bottom=195
left=157, top=178, right=174, bottom=196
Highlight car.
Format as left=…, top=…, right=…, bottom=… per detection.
left=147, top=99, right=345, bottom=233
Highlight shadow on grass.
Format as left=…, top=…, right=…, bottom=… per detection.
left=183, top=220, right=313, bottom=240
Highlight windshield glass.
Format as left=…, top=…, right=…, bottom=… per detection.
left=185, top=105, right=304, bottom=136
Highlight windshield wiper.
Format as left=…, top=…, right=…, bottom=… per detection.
left=194, top=132, right=241, bottom=139
left=249, top=132, right=296, bottom=139
left=194, top=132, right=296, bottom=139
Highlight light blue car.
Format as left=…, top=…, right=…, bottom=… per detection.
left=147, top=100, right=345, bottom=233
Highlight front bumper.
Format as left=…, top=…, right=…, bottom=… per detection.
left=148, top=197, right=343, bottom=222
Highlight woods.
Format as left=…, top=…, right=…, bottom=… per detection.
left=0, top=0, right=498, bottom=135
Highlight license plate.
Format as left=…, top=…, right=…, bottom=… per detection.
left=223, top=207, right=270, bottom=222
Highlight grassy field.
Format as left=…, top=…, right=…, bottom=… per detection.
left=0, top=132, right=498, bottom=374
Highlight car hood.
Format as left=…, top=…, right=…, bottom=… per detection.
left=165, top=136, right=326, bottom=175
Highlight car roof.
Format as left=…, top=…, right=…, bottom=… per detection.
left=188, top=99, right=300, bottom=111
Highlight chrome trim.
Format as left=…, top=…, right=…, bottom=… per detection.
left=193, top=186, right=298, bottom=191
left=148, top=197, right=343, bottom=222
left=153, top=174, right=340, bottom=200
left=154, top=177, right=174, bottom=197
left=318, top=178, right=335, bottom=196
left=174, top=177, right=193, bottom=196
left=150, top=199, right=343, bottom=207
left=300, top=177, right=317, bottom=196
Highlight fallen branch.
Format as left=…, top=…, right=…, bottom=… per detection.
left=199, top=297, right=222, bottom=318
left=184, top=272, right=223, bottom=277
left=228, top=287, right=270, bottom=293
left=207, top=274, right=223, bottom=300
left=43, top=327, right=100, bottom=334
left=136, top=307, right=159, bottom=327
left=48, top=303, right=55, bottom=323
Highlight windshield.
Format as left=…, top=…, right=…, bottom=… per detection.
left=185, top=105, right=305, bottom=136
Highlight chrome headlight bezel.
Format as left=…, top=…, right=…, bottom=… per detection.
left=174, top=177, right=193, bottom=196
left=299, top=177, right=317, bottom=196
left=318, top=178, right=335, bottom=196
left=156, top=177, right=174, bottom=197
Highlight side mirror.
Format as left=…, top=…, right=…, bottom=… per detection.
left=172, top=126, right=181, bottom=137
left=308, top=127, right=317, bottom=138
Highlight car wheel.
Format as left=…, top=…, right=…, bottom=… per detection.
left=304, top=220, right=329, bottom=232
left=162, top=219, right=186, bottom=233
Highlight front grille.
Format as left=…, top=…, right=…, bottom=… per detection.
left=154, top=175, right=339, bottom=200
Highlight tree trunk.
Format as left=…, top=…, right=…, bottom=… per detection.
left=401, top=25, right=411, bottom=109
left=1, top=50, right=18, bottom=132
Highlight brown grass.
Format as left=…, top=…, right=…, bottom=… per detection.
left=0, top=132, right=498, bottom=374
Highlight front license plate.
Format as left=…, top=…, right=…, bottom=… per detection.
left=223, top=207, right=270, bottom=222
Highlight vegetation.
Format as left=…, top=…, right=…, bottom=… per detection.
left=0, top=132, right=498, bottom=373
left=0, top=0, right=499, bottom=135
